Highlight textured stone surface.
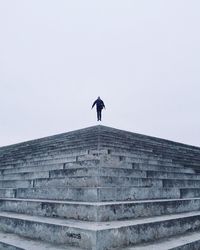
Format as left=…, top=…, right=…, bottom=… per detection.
left=0, top=125, right=200, bottom=249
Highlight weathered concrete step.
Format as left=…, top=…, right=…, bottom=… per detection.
left=1, top=163, right=65, bottom=175
left=1, top=197, right=200, bottom=222
left=97, top=168, right=147, bottom=177
left=12, top=186, right=181, bottom=201
left=0, top=153, right=90, bottom=168
left=94, top=210, right=200, bottom=249
left=0, top=176, right=161, bottom=189
left=2, top=186, right=199, bottom=201
left=0, top=180, right=33, bottom=188
left=1, top=211, right=200, bottom=249
left=163, top=179, right=200, bottom=188
left=97, top=197, right=200, bottom=221
left=34, top=176, right=162, bottom=188
left=96, top=168, right=198, bottom=181
left=0, top=231, right=80, bottom=250
left=0, top=198, right=99, bottom=221
left=146, top=170, right=200, bottom=180
left=98, top=187, right=181, bottom=201
left=125, top=231, right=200, bottom=250
left=14, top=187, right=100, bottom=201
left=104, top=153, right=176, bottom=166
left=0, top=136, right=100, bottom=160
left=101, top=129, right=200, bottom=153
left=108, top=149, right=180, bottom=165
left=0, top=211, right=96, bottom=249
left=0, top=189, right=16, bottom=198
left=1, top=158, right=194, bottom=178
left=100, top=197, right=200, bottom=221
left=128, top=158, right=176, bottom=166
left=181, top=188, right=200, bottom=198
left=51, top=165, right=194, bottom=179
left=109, top=151, right=174, bottom=162
left=132, top=163, right=194, bottom=174
left=1, top=165, right=197, bottom=183
left=1, top=146, right=107, bottom=166
left=50, top=167, right=144, bottom=179
left=0, top=171, right=49, bottom=181
left=64, top=160, right=133, bottom=169
left=0, top=160, right=100, bottom=178
left=0, top=155, right=77, bottom=169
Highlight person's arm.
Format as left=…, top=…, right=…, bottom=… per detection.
left=91, top=100, right=96, bottom=109
left=102, top=101, right=105, bottom=109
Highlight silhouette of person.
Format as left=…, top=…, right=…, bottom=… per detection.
left=92, top=97, right=105, bottom=121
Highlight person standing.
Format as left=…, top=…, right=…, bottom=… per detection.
left=92, top=96, right=105, bottom=121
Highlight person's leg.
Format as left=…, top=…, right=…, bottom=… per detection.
left=97, top=110, right=100, bottom=121
left=99, top=110, right=102, bottom=121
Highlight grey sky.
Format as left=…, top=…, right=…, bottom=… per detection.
left=0, top=0, right=200, bottom=147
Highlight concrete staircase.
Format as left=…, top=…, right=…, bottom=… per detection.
left=0, top=125, right=200, bottom=249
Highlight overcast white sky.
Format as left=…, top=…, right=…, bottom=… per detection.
left=0, top=0, right=200, bottom=147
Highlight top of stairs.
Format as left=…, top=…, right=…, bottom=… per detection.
left=0, top=125, right=200, bottom=168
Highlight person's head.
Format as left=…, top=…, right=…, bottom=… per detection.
left=98, top=96, right=100, bottom=100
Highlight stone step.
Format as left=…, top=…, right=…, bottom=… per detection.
left=99, top=168, right=198, bottom=179
left=110, top=149, right=191, bottom=166
left=146, top=170, right=200, bottom=180
left=97, top=197, right=200, bottom=221
left=163, top=179, right=200, bottom=188
left=0, top=198, right=99, bottom=221
left=94, top=168, right=147, bottom=178
left=0, top=180, right=33, bottom=188
left=1, top=165, right=197, bottom=184
left=181, top=188, right=200, bottom=198
left=104, top=145, right=200, bottom=165
left=65, top=161, right=193, bottom=173
left=0, top=211, right=96, bottom=249
left=132, top=163, right=194, bottom=174
left=110, top=151, right=174, bottom=162
left=51, top=167, right=138, bottom=178
left=124, top=231, right=200, bottom=250
left=1, top=197, right=200, bottom=222
left=0, top=159, right=100, bottom=176
left=2, top=185, right=200, bottom=202
left=103, top=154, right=176, bottom=166
left=0, top=176, right=162, bottom=189
left=98, top=187, right=181, bottom=201
left=34, top=176, right=163, bottom=188
left=1, top=149, right=188, bottom=171
left=12, top=186, right=181, bottom=201
left=14, top=187, right=100, bottom=201
left=0, top=189, right=16, bottom=198
left=0, top=155, right=78, bottom=168
left=0, top=169, right=160, bottom=187
left=97, top=211, right=200, bottom=249
left=0, top=171, right=50, bottom=181
left=1, top=163, right=65, bottom=175
left=0, top=167, right=98, bottom=181
left=1, top=158, right=194, bottom=178
left=1, top=169, right=196, bottom=187
left=1, top=211, right=200, bottom=249
left=0, top=150, right=98, bottom=168
left=0, top=231, right=81, bottom=250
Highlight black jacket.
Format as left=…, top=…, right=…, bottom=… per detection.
left=92, top=99, right=105, bottom=111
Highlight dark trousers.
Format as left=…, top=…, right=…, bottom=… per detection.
left=97, top=109, right=102, bottom=121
